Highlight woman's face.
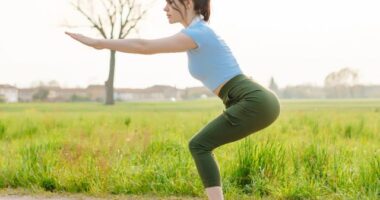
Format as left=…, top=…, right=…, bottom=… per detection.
left=163, top=0, right=189, bottom=24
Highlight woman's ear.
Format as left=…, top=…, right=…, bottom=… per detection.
left=185, top=0, right=193, bottom=9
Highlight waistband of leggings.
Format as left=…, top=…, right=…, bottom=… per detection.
left=218, top=74, right=250, bottom=99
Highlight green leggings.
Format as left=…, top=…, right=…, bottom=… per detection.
left=188, top=74, right=281, bottom=188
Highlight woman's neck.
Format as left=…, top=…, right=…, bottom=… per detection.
left=182, top=14, right=203, bottom=28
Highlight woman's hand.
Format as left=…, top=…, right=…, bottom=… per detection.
left=65, top=32, right=103, bottom=50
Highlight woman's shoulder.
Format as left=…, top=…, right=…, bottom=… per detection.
left=185, top=21, right=215, bottom=37
left=180, top=20, right=220, bottom=48
left=187, top=20, right=211, bottom=29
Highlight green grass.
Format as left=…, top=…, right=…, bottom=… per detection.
left=0, top=99, right=379, bottom=199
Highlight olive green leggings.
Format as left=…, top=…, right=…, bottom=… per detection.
left=188, top=74, right=281, bottom=188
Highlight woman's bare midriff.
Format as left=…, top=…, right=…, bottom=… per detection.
left=213, top=81, right=227, bottom=97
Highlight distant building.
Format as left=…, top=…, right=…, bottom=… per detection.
left=115, top=85, right=182, bottom=101
left=146, top=85, right=182, bottom=101
left=55, top=88, right=88, bottom=102
left=87, top=85, right=105, bottom=102
left=4, top=83, right=218, bottom=103
left=182, top=86, right=214, bottom=99
left=0, top=84, right=18, bottom=103
left=18, top=86, right=90, bottom=102
left=115, top=88, right=147, bottom=101
left=18, top=88, right=35, bottom=102
left=45, top=86, right=61, bottom=101
left=363, top=85, right=380, bottom=98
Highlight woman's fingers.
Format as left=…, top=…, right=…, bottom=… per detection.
left=65, top=32, right=78, bottom=38
left=65, top=31, right=85, bottom=41
left=65, top=31, right=102, bottom=50
left=65, top=32, right=80, bottom=41
left=66, top=32, right=89, bottom=43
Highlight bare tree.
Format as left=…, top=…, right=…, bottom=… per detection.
left=324, top=67, right=359, bottom=98
left=66, top=0, right=155, bottom=105
left=324, top=67, right=359, bottom=87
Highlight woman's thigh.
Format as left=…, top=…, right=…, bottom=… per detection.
left=191, top=78, right=280, bottom=150
left=189, top=113, right=256, bottom=151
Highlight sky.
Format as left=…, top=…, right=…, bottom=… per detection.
left=0, top=0, right=380, bottom=89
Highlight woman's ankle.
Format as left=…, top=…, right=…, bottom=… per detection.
left=205, top=186, right=224, bottom=200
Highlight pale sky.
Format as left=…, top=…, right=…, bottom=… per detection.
left=1, top=0, right=379, bottom=89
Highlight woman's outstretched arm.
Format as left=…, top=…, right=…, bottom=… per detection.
left=65, top=32, right=197, bottom=54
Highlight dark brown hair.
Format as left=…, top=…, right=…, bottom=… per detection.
left=167, top=0, right=211, bottom=22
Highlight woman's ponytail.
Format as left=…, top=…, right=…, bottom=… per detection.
left=194, top=0, right=211, bottom=22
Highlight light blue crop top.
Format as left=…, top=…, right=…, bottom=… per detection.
left=180, top=16, right=243, bottom=92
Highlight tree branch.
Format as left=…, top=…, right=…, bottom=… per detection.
left=121, top=8, right=148, bottom=38
left=71, top=1, right=108, bottom=38
left=69, top=0, right=155, bottom=39
left=121, top=0, right=148, bottom=38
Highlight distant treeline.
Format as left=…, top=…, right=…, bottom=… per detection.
left=269, top=67, right=380, bottom=98
left=271, top=84, right=380, bottom=99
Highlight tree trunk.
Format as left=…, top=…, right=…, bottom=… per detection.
left=105, top=50, right=116, bottom=105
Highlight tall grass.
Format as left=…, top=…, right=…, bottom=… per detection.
left=0, top=99, right=379, bottom=199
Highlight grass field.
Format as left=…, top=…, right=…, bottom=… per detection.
left=0, top=99, right=379, bottom=199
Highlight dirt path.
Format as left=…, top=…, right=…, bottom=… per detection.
left=0, top=188, right=204, bottom=200
left=0, top=194, right=203, bottom=200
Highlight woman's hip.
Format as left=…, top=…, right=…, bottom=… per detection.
left=218, top=74, right=281, bottom=127
left=219, top=74, right=278, bottom=105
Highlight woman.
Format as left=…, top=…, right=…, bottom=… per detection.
left=66, top=0, right=280, bottom=199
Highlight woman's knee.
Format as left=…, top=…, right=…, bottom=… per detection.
left=188, top=136, right=212, bottom=155
left=188, top=137, right=201, bottom=153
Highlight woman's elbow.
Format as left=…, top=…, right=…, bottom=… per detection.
left=138, top=40, right=157, bottom=55
left=141, top=48, right=160, bottom=55
left=140, top=49, right=156, bottom=55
